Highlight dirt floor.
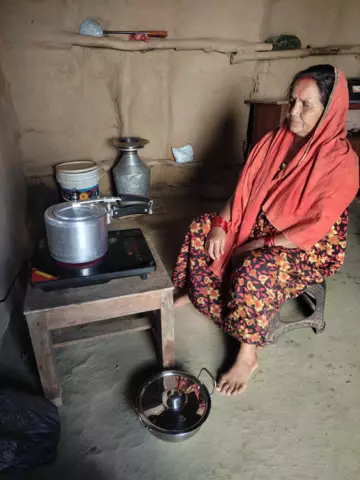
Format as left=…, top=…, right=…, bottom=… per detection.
left=17, top=196, right=360, bottom=480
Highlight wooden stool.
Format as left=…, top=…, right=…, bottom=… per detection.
left=24, top=229, right=174, bottom=406
left=266, top=283, right=326, bottom=345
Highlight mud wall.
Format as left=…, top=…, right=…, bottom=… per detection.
left=0, top=0, right=359, bottom=181
left=0, top=66, right=26, bottom=301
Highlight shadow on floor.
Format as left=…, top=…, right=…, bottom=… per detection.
left=17, top=457, right=115, bottom=480
left=216, top=333, right=240, bottom=379
left=0, top=269, right=41, bottom=394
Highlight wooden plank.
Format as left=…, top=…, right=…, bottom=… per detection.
left=159, top=290, right=175, bottom=367
left=24, top=227, right=173, bottom=314
left=32, top=33, right=271, bottom=55
left=37, top=289, right=170, bottom=330
left=232, top=45, right=360, bottom=64
left=25, top=275, right=173, bottom=315
left=252, top=103, right=284, bottom=147
left=245, top=99, right=288, bottom=105
left=52, top=316, right=151, bottom=348
left=26, top=314, right=62, bottom=406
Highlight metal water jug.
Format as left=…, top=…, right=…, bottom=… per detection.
left=112, top=137, right=151, bottom=197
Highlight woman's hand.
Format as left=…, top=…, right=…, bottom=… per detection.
left=205, top=227, right=227, bottom=260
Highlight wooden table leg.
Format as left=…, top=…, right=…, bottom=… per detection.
left=159, top=290, right=175, bottom=368
left=26, top=313, right=62, bottom=406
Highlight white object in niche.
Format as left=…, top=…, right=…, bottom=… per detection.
left=346, top=110, right=360, bottom=133
left=172, top=144, right=194, bottom=164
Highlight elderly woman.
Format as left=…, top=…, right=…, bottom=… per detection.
left=173, top=64, right=359, bottom=396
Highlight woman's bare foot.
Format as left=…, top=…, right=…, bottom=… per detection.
left=174, top=292, right=191, bottom=308
left=217, top=343, right=258, bottom=396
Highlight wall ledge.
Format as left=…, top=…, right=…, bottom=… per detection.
left=5, top=33, right=272, bottom=58
left=231, top=45, right=360, bottom=64
left=24, top=157, right=244, bottom=178
left=10, top=35, right=360, bottom=64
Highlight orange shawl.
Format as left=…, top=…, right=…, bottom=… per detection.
left=211, top=68, right=359, bottom=278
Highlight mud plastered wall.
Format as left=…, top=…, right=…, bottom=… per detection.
left=0, top=0, right=359, bottom=181
left=0, top=66, right=26, bottom=300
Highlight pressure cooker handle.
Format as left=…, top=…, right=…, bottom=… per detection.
left=112, top=201, right=153, bottom=218
left=73, top=195, right=151, bottom=207
left=117, top=193, right=151, bottom=205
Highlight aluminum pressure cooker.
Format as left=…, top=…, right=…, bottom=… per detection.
left=44, top=195, right=152, bottom=264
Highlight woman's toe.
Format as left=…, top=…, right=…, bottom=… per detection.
left=235, top=383, right=246, bottom=395
left=228, top=383, right=239, bottom=396
left=219, top=382, right=230, bottom=395
left=229, top=383, right=240, bottom=395
left=222, top=383, right=231, bottom=395
left=216, top=381, right=224, bottom=392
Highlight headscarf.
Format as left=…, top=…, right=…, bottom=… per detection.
left=211, top=68, right=359, bottom=278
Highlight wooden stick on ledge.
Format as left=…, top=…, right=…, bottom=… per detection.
left=24, top=33, right=273, bottom=57
left=231, top=45, right=360, bottom=64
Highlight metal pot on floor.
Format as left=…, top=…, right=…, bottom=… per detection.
left=44, top=195, right=153, bottom=264
left=134, top=369, right=215, bottom=442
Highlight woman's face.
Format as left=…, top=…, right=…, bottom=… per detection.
left=288, top=78, right=325, bottom=137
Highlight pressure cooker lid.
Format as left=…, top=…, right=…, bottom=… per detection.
left=136, top=370, right=211, bottom=435
left=52, top=202, right=102, bottom=221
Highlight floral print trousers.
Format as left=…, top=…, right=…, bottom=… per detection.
left=173, top=211, right=347, bottom=345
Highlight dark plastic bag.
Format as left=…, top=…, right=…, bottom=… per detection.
left=0, top=389, right=60, bottom=473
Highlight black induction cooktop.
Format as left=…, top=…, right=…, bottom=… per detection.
left=31, top=228, right=156, bottom=291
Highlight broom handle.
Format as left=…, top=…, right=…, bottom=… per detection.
left=103, top=30, right=168, bottom=38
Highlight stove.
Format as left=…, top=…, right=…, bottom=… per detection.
left=31, top=228, right=156, bottom=291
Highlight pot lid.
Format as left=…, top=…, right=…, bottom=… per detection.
left=56, top=160, right=98, bottom=173
left=52, top=202, right=102, bottom=221
left=136, top=370, right=211, bottom=435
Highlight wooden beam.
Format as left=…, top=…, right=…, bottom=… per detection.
left=27, top=314, right=62, bottom=406
left=41, top=289, right=168, bottom=331
left=52, top=316, right=152, bottom=348
left=159, top=290, right=175, bottom=368
left=71, top=36, right=272, bottom=55
left=9, top=33, right=272, bottom=56
left=231, top=45, right=360, bottom=64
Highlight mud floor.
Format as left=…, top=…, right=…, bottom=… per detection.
left=19, top=198, right=360, bottom=480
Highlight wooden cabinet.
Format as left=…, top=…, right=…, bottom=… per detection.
left=348, top=133, right=360, bottom=158
left=245, top=100, right=288, bottom=155
left=348, top=103, right=360, bottom=159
